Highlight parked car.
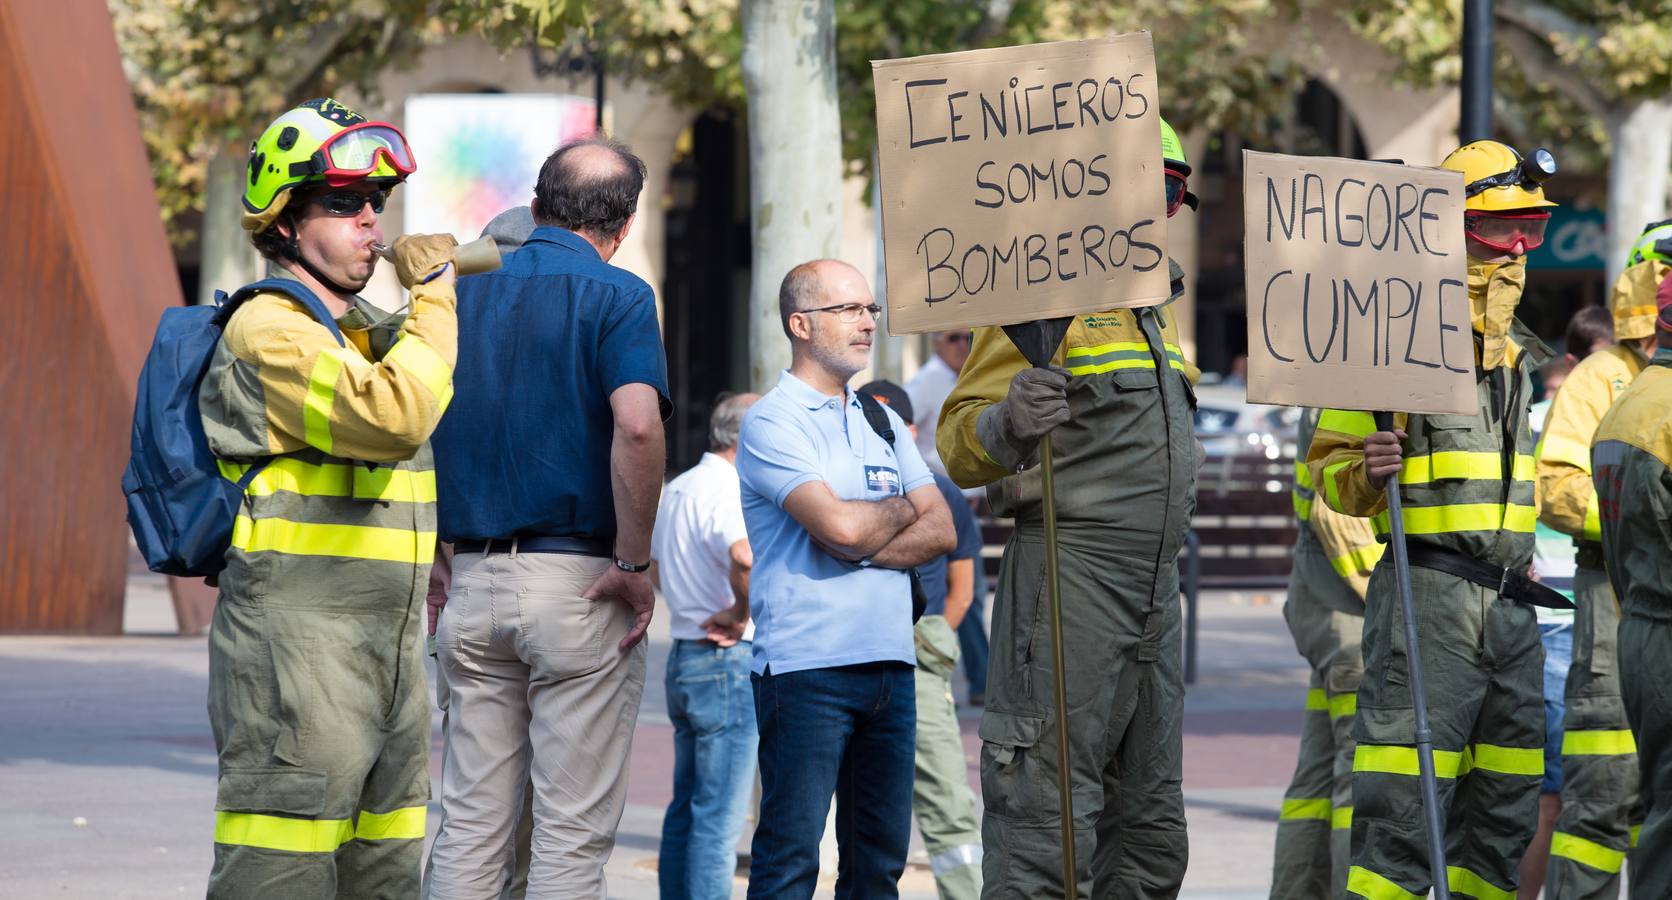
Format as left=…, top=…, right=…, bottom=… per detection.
left=1192, top=380, right=1301, bottom=462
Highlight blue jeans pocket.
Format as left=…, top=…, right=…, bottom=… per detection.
left=677, top=672, right=732, bottom=738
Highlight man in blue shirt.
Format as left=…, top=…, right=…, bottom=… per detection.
left=737, top=259, right=956, bottom=898
left=427, top=137, right=671, bottom=898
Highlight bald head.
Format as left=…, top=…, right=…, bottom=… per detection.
left=779, top=259, right=867, bottom=337
left=533, top=136, right=647, bottom=241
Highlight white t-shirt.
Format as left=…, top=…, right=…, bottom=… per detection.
left=652, top=452, right=754, bottom=641
left=905, top=354, right=958, bottom=476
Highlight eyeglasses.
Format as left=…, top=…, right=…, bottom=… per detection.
left=798, top=303, right=882, bottom=323
left=1465, top=211, right=1550, bottom=253
left=313, top=189, right=389, bottom=217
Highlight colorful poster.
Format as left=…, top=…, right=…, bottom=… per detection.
left=402, top=93, right=597, bottom=241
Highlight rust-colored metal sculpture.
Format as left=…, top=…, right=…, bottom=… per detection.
left=0, top=0, right=202, bottom=633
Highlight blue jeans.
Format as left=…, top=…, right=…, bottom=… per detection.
left=1539, top=620, right=1573, bottom=793
left=660, top=640, right=759, bottom=900
left=958, top=579, right=990, bottom=697
left=748, top=662, right=917, bottom=900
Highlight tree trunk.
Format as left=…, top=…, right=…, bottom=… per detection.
left=741, top=0, right=844, bottom=391
left=870, top=162, right=906, bottom=383
left=198, top=148, right=261, bottom=305
left=1605, top=98, right=1672, bottom=286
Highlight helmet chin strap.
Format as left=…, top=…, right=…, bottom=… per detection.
left=281, top=225, right=366, bottom=298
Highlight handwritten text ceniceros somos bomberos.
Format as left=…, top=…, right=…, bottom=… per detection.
left=901, top=73, right=1163, bottom=302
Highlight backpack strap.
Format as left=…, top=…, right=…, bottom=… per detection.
left=212, top=277, right=347, bottom=347
left=856, top=391, right=897, bottom=446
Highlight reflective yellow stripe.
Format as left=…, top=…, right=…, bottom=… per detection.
left=1377, top=503, right=1537, bottom=535
left=217, top=459, right=252, bottom=483
left=1582, top=500, right=1602, bottom=542
left=1294, top=459, right=1314, bottom=489
left=1346, top=865, right=1422, bottom=900
left=1332, top=806, right=1353, bottom=829
left=1306, top=688, right=1328, bottom=712
left=214, top=811, right=353, bottom=853
left=1550, top=832, right=1626, bottom=873
left=354, top=805, right=426, bottom=841
left=1064, top=356, right=1161, bottom=375
left=1354, top=744, right=1464, bottom=778
left=1466, top=743, right=1544, bottom=776
left=235, top=458, right=438, bottom=503
left=1323, top=460, right=1352, bottom=513
left=232, top=516, right=436, bottom=564
left=1631, top=824, right=1641, bottom=847
left=303, top=350, right=347, bottom=454
left=1331, top=543, right=1385, bottom=579
left=1562, top=729, right=1637, bottom=756
left=1447, top=865, right=1514, bottom=900
left=1617, top=304, right=1657, bottom=323
left=1539, top=433, right=1593, bottom=471
left=1329, top=692, right=1358, bottom=720
left=1066, top=340, right=1149, bottom=358
left=1279, top=797, right=1332, bottom=821
left=385, top=335, right=454, bottom=412
left=1400, top=451, right=1534, bottom=484
left=1294, top=494, right=1315, bottom=521
left=1319, top=409, right=1377, bottom=438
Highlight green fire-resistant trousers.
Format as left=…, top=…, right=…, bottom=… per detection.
left=1618, top=613, right=1672, bottom=900
left=206, top=598, right=432, bottom=899
left=1271, top=541, right=1365, bottom=899
left=915, top=615, right=985, bottom=900
left=979, top=530, right=1187, bottom=899
left=1546, top=565, right=1643, bottom=899
left=1344, top=564, right=1544, bottom=900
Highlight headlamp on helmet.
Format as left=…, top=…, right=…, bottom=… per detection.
left=1465, top=147, right=1556, bottom=199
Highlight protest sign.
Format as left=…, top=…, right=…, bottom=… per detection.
left=872, top=33, right=1169, bottom=335
left=1243, top=151, right=1475, bottom=415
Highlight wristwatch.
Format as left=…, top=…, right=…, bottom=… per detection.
left=614, top=556, right=651, bottom=574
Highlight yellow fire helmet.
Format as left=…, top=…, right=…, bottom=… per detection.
left=241, top=98, right=416, bottom=234
left=1441, top=140, right=1558, bottom=212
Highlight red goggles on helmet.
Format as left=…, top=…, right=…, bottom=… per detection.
left=1164, top=167, right=1199, bottom=218
left=1465, top=211, right=1550, bottom=253
left=299, top=122, right=417, bottom=186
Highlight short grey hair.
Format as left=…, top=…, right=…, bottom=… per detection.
left=778, top=262, right=825, bottom=337
left=708, top=392, right=757, bottom=451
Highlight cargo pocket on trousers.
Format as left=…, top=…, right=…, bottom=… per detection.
left=216, top=767, right=329, bottom=818
left=980, top=711, right=1048, bottom=822
left=914, top=616, right=961, bottom=680
left=269, top=639, right=317, bottom=767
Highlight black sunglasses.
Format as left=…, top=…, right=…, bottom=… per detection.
left=314, top=189, right=389, bottom=217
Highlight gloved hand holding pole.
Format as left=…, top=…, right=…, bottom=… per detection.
left=374, top=234, right=503, bottom=287
left=1369, top=413, right=1452, bottom=900
left=998, top=318, right=1078, bottom=899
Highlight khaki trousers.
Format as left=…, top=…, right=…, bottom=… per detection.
left=427, top=550, right=647, bottom=900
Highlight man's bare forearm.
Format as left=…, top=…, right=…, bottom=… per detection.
left=610, top=423, right=664, bottom=564
left=824, top=495, right=916, bottom=559
left=870, top=502, right=955, bottom=569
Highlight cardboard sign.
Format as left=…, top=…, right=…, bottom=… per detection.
left=1243, top=151, right=1475, bottom=415
left=872, top=33, right=1170, bottom=335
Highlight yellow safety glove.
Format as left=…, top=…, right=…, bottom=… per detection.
left=390, top=233, right=459, bottom=289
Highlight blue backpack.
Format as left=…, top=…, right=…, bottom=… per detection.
left=123, top=278, right=344, bottom=577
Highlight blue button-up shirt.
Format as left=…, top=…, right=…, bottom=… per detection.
left=736, top=370, right=936, bottom=675
left=432, top=226, right=670, bottom=543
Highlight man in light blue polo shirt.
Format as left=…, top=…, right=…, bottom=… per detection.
left=737, top=259, right=956, bottom=899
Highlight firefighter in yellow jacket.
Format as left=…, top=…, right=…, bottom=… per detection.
left=1591, top=302, right=1672, bottom=900
left=1270, top=408, right=1383, bottom=898
left=1536, top=225, right=1668, bottom=898
left=1308, top=140, right=1570, bottom=899
left=199, top=99, right=460, bottom=899
left=938, top=118, right=1199, bottom=898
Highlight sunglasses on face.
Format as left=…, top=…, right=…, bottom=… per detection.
left=313, top=189, right=390, bottom=217
left=942, top=332, right=973, bottom=345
